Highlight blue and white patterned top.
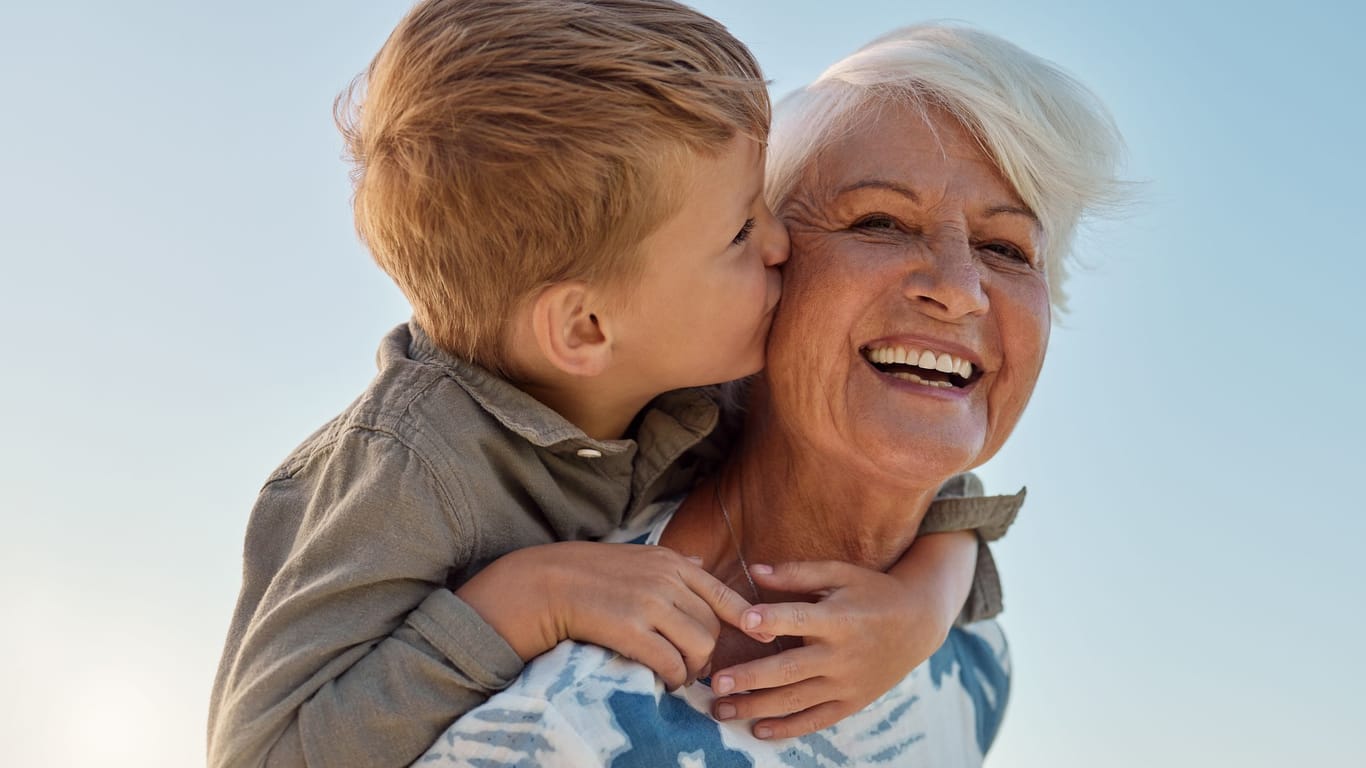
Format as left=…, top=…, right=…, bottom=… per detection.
left=415, top=501, right=1011, bottom=767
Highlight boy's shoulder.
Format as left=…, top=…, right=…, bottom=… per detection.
left=264, top=322, right=491, bottom=484
left=259, top=322, right=723, bottom=545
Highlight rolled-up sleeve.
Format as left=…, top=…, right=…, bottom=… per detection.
left=918, top=475, right=1027, bottom=625
left=209, top=429, right=524, bottom=768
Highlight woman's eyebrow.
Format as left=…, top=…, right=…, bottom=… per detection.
left=838, top=179, right=921, bottom=201
left=839, top=181, right=1042, bottom=229
left=983, top=203, right=1040, bottom=225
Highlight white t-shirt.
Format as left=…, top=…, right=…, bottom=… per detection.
left=415, top=501, right=1011, bottom=767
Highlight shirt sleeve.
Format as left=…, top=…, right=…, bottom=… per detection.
left=918, top=473, right=1027, bottom=625
left=208, top=429, right=525, bottom=768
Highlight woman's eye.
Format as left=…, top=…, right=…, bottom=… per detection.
left=981, top=241, right=1030, bottom=264
left=731, top=218, right=757, bottom=246
left=852, top=213, right=896, bottom=230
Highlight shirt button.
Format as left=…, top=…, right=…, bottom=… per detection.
left=576, top=448, right=603, bottom=459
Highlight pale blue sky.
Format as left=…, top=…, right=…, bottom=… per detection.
left=0, top=1, right=1361, bottom=765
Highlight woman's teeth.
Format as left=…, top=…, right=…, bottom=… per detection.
left=864, top=345, right=975, bottom=379
left=889, top=371, right=957, bottom=388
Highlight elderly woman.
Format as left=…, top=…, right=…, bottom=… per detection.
left=417, top=22, right=1123, bottom=766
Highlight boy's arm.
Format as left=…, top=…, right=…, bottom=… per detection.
left=456, top=540, right=754, bottom=689
left=208, top=430, right=524, bottom=768
left=706, top=474, right=1024, bottom=739
left=915, top=475, right=1025, bottom=625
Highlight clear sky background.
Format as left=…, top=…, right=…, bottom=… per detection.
left=0, top=1, right=1361, bottom=765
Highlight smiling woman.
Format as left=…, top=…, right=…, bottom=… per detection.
left=415, top=21, right=1125, bottom=767
left=767, top=102, right=1053, bottom=485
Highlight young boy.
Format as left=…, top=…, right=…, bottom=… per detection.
left=207, top=2, right=1017, bottom=766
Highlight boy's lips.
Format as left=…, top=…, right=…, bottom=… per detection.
left=764, top=284, right=783, bottom=316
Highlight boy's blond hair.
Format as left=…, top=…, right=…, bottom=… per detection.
left=337, top=0, right=770, bottom=372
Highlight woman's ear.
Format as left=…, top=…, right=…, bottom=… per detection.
left=529, top=281, right=613, bottom=377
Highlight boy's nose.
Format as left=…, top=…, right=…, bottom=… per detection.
left=760, top=209, right=790, bottom=267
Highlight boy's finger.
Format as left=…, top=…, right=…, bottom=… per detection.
left=741, top=600, right=839, bottom=639
left=749, top=560, right=859, bottom=594
left=711, top=677, right=832, bottom=723
left=664, top=587, right=723, bottom=641
left=614, top=632, right=689, bottom=691
left=710, top=644, right=826, bottom=694
left=651, top=609, right=722, bottom=684
left=749, top=700, right=852, bottom=740
left=682, top=568, right=753, bottom=630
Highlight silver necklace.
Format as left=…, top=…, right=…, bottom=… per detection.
left=714, top=477, right=762, bottom=604
left=713, top=475, right=788, bottom=651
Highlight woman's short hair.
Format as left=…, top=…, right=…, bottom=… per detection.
left=766, top=23, right=1126, bottom=311
left=336, top=0, right=769, bottom=371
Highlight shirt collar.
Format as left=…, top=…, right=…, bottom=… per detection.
left=393, top=321, right=718, bottom=459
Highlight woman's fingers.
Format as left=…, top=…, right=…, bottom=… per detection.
left=710, top=644, right=826, bottom=694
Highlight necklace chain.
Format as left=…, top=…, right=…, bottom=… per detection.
left=713, top=475, right=787, bottom=652
left=714, top=477, right=762, bottom=604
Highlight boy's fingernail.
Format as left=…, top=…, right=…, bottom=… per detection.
left=716, top=703, right=736, bottom=720
left=714, top=675, right=735, bottom=694
left=686, top=555, right=703, bottom=563
left=743, top=610, right=762, bottom=630
left=751, top=564, right=774, bottom=575
left=755, top=726, right=774, bottom=739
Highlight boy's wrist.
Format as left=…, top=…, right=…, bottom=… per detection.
left=892, top=530, right=979, bottom=632
left=456, top=547, right=564, bottom=662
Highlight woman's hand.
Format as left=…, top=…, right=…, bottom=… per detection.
left=708, top=532, right=977, bottom=739
left=457, top=541, right=754, bottom=690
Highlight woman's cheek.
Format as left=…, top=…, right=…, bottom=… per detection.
left=987, top=277, right=1051, bottom=438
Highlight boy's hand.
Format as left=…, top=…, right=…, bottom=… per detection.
left=707, top=557, right=962, bottom=740
left=458, top=542, right=753, bottom=690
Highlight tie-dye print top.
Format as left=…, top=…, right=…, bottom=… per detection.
left=414, top=500, right=1011, bottom=767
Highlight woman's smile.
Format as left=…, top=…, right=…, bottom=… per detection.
left=859, top=339, right=985, bottom=394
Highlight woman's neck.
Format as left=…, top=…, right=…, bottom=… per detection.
left=716, top=424, right=945, bottom=575
left=658, top=423, right=949, bottom=670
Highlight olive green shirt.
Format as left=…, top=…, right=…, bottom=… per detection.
left=207, top=322, right=1023, bottom=768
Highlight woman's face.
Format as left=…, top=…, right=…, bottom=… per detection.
left=763, top=103, right=1051, bottom=486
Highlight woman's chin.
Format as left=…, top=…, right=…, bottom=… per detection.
left=848, top=360, right=988, bottom=480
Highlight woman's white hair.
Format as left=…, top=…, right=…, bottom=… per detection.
left=767, top=23, right=1127, bottom=311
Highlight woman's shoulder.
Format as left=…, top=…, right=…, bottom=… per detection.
left=416, top=641, right=668, bottom=765
left=502, top=640, right=633, bottom=697
left=953, top=618, right=1010, bottom=663
left=920, top=620, right=1012, bottom=758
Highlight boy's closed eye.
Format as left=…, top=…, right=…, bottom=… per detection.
left=731, top=217, right=757, bottom=246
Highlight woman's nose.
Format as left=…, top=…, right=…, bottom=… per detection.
left=901, top=231, right=988, bottom=319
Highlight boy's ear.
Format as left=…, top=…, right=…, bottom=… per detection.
left=529, top=282, right=613, bottom=377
